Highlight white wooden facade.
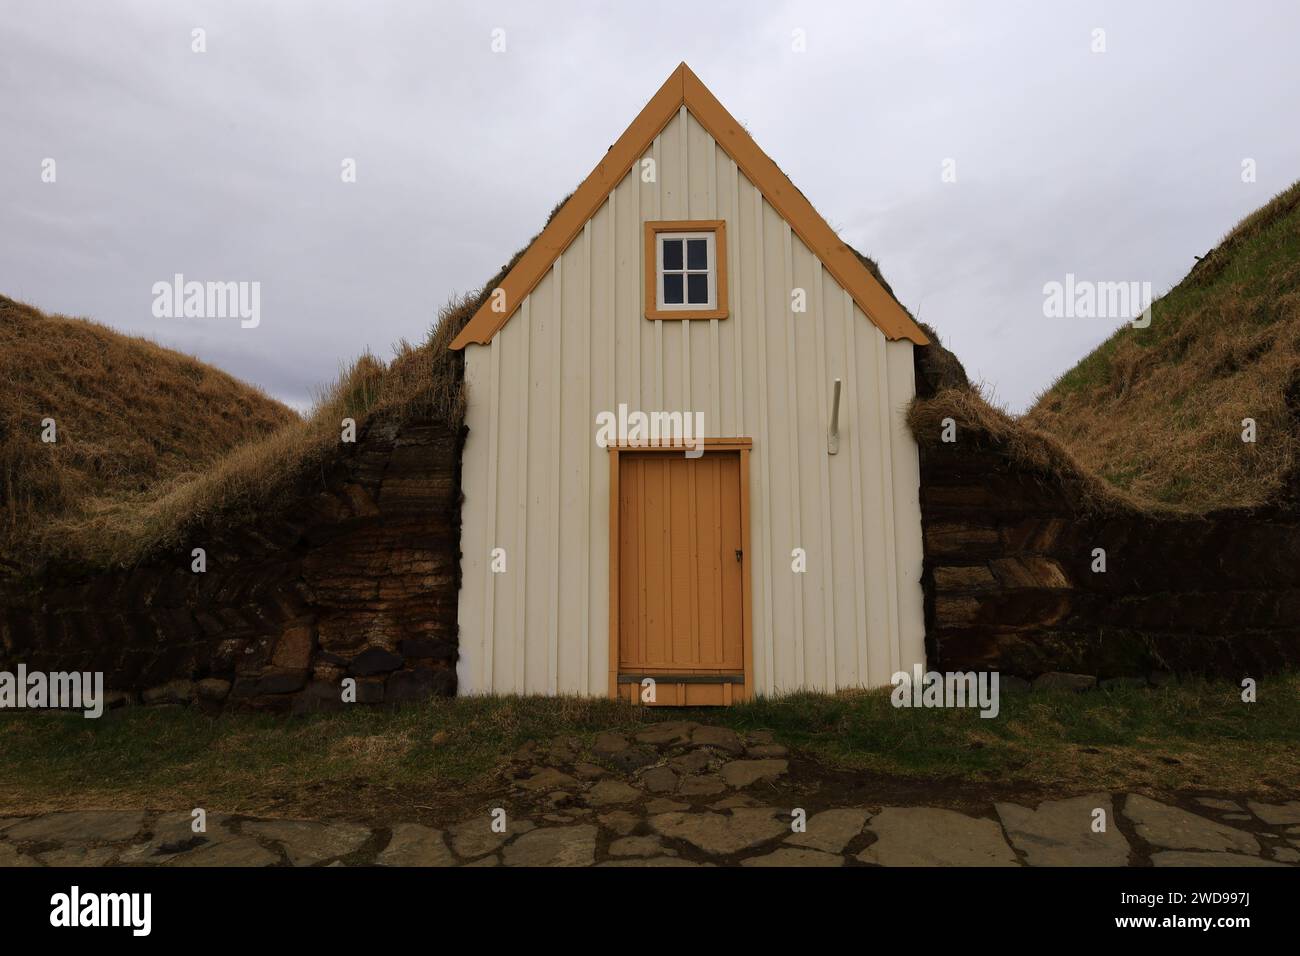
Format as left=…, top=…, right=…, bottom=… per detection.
left=455, top=95, right=926, bottom=699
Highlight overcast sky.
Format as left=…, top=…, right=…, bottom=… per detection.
left=4, top=0, right=1299, bottom=412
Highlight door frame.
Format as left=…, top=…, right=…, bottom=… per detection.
left=607, top=438, right=754, bottom=704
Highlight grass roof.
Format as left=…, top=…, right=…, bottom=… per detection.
left=2, top=302, right=479, bottom=575
left=910, top=182, right=1300, bottom=516
left=1, top=297, right=300, bottom=572
left=1025, top=180, right=1300, bottom=511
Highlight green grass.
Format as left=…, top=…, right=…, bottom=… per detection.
left=713, top=675, right=1298, bottom=787
left=1045, top=186, right=1300, bottom=402
left=2, top=674, right=1297, bottom=817
left=1025, top=180, right=1300, bottom=510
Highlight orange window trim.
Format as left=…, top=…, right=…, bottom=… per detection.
left=643, top=220, right=729, bottom=320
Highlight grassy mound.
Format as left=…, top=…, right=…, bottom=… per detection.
left=7, top=299, right=475, bottom=573
left=1026, top=181, right=1300, bottom=511
left=0, top=297, right=297, bottom=569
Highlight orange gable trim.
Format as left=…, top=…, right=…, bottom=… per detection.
left=450, top=63, right=928, bottom=350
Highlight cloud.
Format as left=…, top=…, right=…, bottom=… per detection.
left=2, top=0, right=1298, bottom=412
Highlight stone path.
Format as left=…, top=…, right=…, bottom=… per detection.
left=2, top=721, right=1296, bottom=867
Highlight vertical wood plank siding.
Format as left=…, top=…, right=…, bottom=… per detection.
left=457, top=110, right=925, bottom=695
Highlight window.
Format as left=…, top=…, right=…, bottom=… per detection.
left=644, top=220, right=729, bottom=320
left=661, top=234, right=712, bottom=307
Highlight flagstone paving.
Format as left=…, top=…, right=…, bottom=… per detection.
left=786, top=808, right=871, bottom=854
left=857, top=807, right=1019, bottom=866
left=5, top=810, right=147, bottom=844
left=0, top=721, right=1295, bottom=867
left=242, top=819, right=372, bottom=866
left=1247, top=800, right=1300, bottom=826
left=1123, top=793, right=1260, bottom=854
left=995, top=794, right=1130, bottom=866
left=375, top=823, right=456, bottom=867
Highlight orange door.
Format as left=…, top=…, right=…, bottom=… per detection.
left=617, top=451, right=744, bottom=701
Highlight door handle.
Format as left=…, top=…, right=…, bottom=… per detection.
left=735, top=549, right=743, bottom=563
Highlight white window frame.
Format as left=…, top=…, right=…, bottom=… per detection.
left=655, top=230, right=717, bottom=312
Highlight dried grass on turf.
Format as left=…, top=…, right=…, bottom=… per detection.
left=1025, top=180, right=1300, bottom=511
left=0, top=297, right=296, bottom=569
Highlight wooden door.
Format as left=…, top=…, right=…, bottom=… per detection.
left=616, top=450, right=746, bottom=703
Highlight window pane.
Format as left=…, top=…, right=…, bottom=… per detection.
left=686, top=238, right=708, bottom=270
left=687, top=273, right=709, bottom=304
left=663, top=273, right=684, bottom=304
left=662, top=239, right=683, bottom=271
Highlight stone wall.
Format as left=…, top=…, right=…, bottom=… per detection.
left=912, top=342, right=1300, bottom=680
left=0, top=415, right=464, bottom=713
left=9, top=332, right=1297, bottom=706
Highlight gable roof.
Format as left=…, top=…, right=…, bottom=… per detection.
left=450, top=63, right=928, bottom=349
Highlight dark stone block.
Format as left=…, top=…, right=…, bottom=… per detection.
left=291, top=680, right=344, bottom=714
left=230, top=676, right=261, bottom=699
left=386, top=668, right=436, bottom=703
left=138, top=644, right=196, bottom=687
left=255, top=667, right=309, bottom=695
left=397, top=638, right=457, bottom=662
left=430, top=667, right=456, bottom=697
left=241, top=694, right=294, bottom=715
left=349, top=646, right=404, bottom=676
left=353, top=678, right=385, bottom=704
